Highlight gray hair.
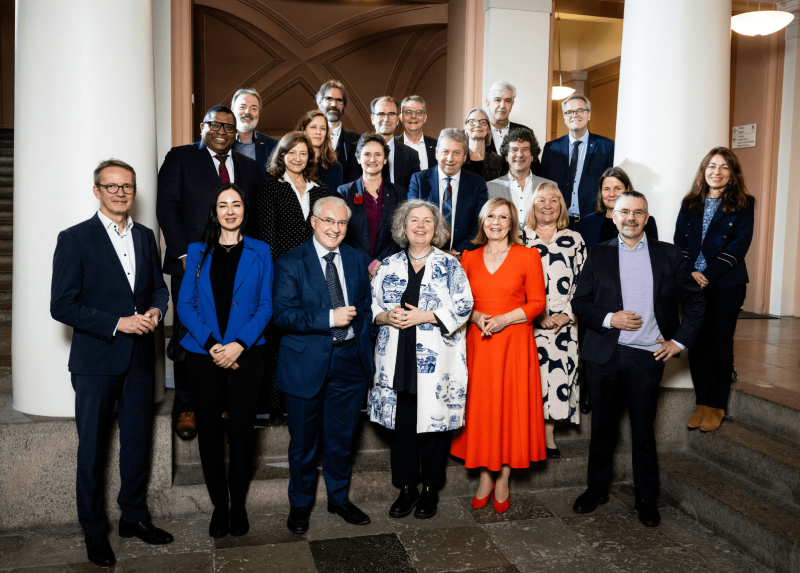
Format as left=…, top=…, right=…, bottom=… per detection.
left=436, top=128, right=469, bottom=155
left=463, top=107, right=493, bottom=146
left=231, top=88, right=262, bottom=109
left=313, top=195, right=352, bottom=220
left=316, top=80, right=349, bottom=109
left=487, top=80, right=517, bottom=100
left=613, top=190, right=648, bottom=212
left=561, top=94, right=591, bottom=113
left=94, top=158, right=136, bottom=187
left=391, top=199, right=450, bottom=249
left=400, top=95, right=427, bottom=114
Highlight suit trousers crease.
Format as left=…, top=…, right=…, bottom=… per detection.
left=72, top=338, right=153, bottom=537
left=586, top=345, right=664, bottom=501
left=187, top=347, right=264, bottom=509
left=170, top=274, right=193, bottom=413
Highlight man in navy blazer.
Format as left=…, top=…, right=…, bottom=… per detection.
left=51, top=159, right=172, bottom=567
left=396, top=95, right=437, bottom=170
left=408, top=128, right=489, bottom=255
left=231, top=88, right=278, bottom=179
left=540, top=94, right=615, bottom=224
left=272, top=196, right=375, bottom=535
left=365, top=96, right=420, bottom=190
left=316, top=80, right=360, bottom=182
left=156, top=104, right=261, bottom=437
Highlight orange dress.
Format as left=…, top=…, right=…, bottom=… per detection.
left=450, top=245, right=547, bottom=470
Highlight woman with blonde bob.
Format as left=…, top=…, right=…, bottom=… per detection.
left=450, top=197, right=547, bottom=514
left=522, top=182, right=586, bottom=458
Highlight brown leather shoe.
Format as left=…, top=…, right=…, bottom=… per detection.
left=687, top=405, right=707, bottom=430
left=700, top=407, right=725, bottom=432
left=176, top=412, right=197, bottom=440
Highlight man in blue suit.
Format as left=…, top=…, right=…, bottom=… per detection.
left=231, top=88, right=278, bottom=178
left=540, top=94, right=615, bottom=227
left=316, top=80, right=360, bottom=183
left=408, top=128, right=489, bottom=255
left=51, top=159, right=172, bottom=567
left=272, top=196, right=376, bottom=534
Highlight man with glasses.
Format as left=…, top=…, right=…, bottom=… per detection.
left=395, top=95, right=436, bottom=171
left=272, top=196, right=375, bottom=534
left=157, top=104, right=261, bottom=440
left=316, top=80, right=360, bottom=181
left=51, top=159, right=172, bottom=567
left=365, top=95, right=420, bottom=191
left=231, top=88, right=278, bottom=178
left=571, top=190, right=705, bottom=529
left=540, top=94, right=615, bottom=229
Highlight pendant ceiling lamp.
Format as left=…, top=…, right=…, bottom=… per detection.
left=731, top=1, right=795, bottom=36
left=552, top=15, right=575, bottom=101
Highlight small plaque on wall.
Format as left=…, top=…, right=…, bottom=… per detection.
left=732, top=124, right=757, bottom=149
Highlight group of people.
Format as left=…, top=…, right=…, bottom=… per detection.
left=49, top=77, right=755, bottom=568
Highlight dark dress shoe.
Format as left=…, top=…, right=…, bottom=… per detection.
left=572, top=488, right=609, bottom=514
left=390, top=485, right=420, bottom=518
left=546, top=447, right=561, bottom=459
left=635, top=497, right=661, bottom=527
left=229, top=505, right=249, bottom=537
left=209, top=507, right=229, bottom=538
left=269, top=412, right=286, bottom=427
left=287, top=506, right=311, bottom=534
left=118, top=519, right=174, bottom=545
left=328, top=501, right=371, bottom=525
left=176, top=412, right=197, bottom=440
left=414, top=485, right=439, bottom=519
left=84, top=535, right=116, bottom=567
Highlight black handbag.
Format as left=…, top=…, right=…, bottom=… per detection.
left=166, top=260, right=203, bottom=363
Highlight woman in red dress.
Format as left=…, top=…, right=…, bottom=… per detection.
left=450, top=197, right=547, bottom=513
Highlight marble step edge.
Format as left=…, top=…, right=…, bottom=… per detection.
left=729, top=389, right=800, bottom=445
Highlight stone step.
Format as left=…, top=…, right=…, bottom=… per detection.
left=0, top=165, right=11, bottom=177
left=729, top=389, right=800, bottom=445
left=0, top=199, right=12, bottom=210
left=0, top=186, right=11, bottom=199
left=0, top=241, right=11, bottom=255
left=659, top=451, right=800, bottom=573
left=0, top=156, right=11, bottom=166
left=0, top=291, right=11, bottom=303
left=0, top=256, right=10, bottom=267
left=0, top=146, right=11, bottom=157
left=0, top=212, right=11, bottom=223
left=0, top=272, right=11, bottom=284
left=0, top=310, right=10, bottom=324
left=0, top=176, right=11, bottom=187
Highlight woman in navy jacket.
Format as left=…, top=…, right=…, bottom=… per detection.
left=674, top=147, right=755, bottom=433
left=178, top=183, right=273, bottom=539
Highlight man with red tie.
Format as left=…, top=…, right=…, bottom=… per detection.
left=157, top=105, right=261, bottom=440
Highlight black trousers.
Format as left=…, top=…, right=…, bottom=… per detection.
left=689, top=284, right=746, bottom=410
left=389, top=391, right=452, bottom=489
left=586, top=345, right=665, bottom=500
left=187, top=346, right=264, bottom=509
left=170, top=274, right=193, bottom=413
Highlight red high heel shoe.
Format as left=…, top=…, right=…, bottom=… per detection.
left=471, top=483, right=495, bottom=509
left=493, top=488, right=510, bottom=514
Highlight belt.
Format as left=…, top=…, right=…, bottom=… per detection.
left=332, top=338, right=354, bottom=348
left=569, top=215, right=581, bottom=221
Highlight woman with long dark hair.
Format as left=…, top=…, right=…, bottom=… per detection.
left=674, top=147, right=755, bottom=432
left=295, top=110, right=344, bottom=192
left=178, top=183, right=274, bottom=538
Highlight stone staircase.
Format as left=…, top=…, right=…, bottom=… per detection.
left=0, top=129, right=11, bottom=325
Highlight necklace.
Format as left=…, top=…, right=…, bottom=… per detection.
left=487, top=246, right=510, bottom=262
left=408, top=247, right=434, bottom=263
left=219, top=242, right=239, bottom=253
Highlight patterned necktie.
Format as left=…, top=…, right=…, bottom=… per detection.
left=323, top=252, right=348, bottom=341
left=442, top=177, right=453, bottom=224
left=567, top=141, right=581, bottom=208
left=215, top=155, right=230, bottom=184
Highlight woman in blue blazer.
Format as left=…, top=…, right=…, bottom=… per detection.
left=296, top=110, right=344, bottom=193
left=178, top=183, right=273, bottom=539
left=674, top=147, right=755, bottom=433
left=338, top=133, right=404, bottom=278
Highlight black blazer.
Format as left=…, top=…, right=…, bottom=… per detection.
left=572, top=238, right=705, bottom=365
left=50, top=214, right=169, bottom=376
left=336, top=126, right=361, bottom=184
left=463, top=148, right=507, bottom=183
left=394, top=134, right=437, bottom=170
left=673, top=196, right=755, bottom=289
left=487, top=121, right=532, bottom=155
left=252, top=130, right=279, bottom=179
left=580, top=212, right=659, bottom=250
left=383, top=140, right=421, bottom=191
left=317, top=160, right=344, bottom=195
left=338, top=178, right=404, bottom=266
left=156, top=141, right=261, bottom=276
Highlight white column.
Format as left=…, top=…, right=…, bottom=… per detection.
left=483, top=0, right=552, bottom=147
left=614, top=0, right=732, bottom=388
left=13, top=0, right=160, bottom=416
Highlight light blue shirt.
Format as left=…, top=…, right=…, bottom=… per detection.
left=313, top=236, right=354, bottom=340
left=233, top=133, right=256, bottom=161
left=567, top=130, right=590, bottom=217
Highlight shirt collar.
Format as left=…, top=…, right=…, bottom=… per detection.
left=281, top=172, right=318, bottom=191
left=207, top=145, right=231, bottom=160
left=403, top=133, right=424, bottom=146
left=330, top=123, right=342, bottom=137
left=387, top=137, right=395, bottom=150
left=618, top=234, right=648, bottom=252
left=236, top=133, right=254, bottom=145
left=568, top=130, right=590, bottom=146
left=508, top=171, right=533, bottom=186
left=97, top=210, right=133, bottom=233
left=492, top=123, right=509, bottom=134
left=312, top=235, right=341, bottom=260
left=438, top=166, right=461, bottom=183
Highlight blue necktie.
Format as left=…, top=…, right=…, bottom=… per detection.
left=567, top=140, right=582, bottom=208
left=324, top=252, right=348, bottom=341
left=442, top=177, right=453, bottom=224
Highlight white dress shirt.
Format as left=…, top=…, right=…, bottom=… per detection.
left=283, top=173, right=318, bottom=220
left=312, top=236, right=354, bottom=340
left=437, top=167, right=461, bottom=250
left=403, top=133, right=429, bottom=171
left=507, top=171, right=534, bottom=229
left=386, top=137, right=396, bottom=184
left=330, top=123, right=342, bottom=151
left=491, top=124, right=509, bottom=153
left=206, top=145, right=236, bottom=184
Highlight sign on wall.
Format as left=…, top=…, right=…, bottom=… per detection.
left=732, top=124, right=757, bottom=149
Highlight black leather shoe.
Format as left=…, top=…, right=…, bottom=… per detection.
left=287, top=506, right=311, bottom=534
left=209, top=507, right=229, bottom=538
left=229, top=505, right=249, bottom=536
left=118, top=519, right=174, bottom=545
left=546, top=447, right=561, bottom=459
left=414, top=485, right=439, bottom=519
left=572, top=488, right=609, bottom=514
left=327, top=501, right=371, bottom=525
left=84, top=535, right=116, bottom=567
left=390, top=485, right=420, bottom=518
left=635, top=497, right=661, bottom=527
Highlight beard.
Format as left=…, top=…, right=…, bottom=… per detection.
left=237, top=114, right=257, bottom=134
left=324, top=107, right=342, bottom=122
left=618, top=223, right=641, bottom=239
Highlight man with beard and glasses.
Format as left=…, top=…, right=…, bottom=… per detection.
left=231, top=88, right=278, bottom=179
left=316, top=80, right=360, bottom=183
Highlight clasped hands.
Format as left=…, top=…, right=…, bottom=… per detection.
left=385, top=303, right=432, bottom=329
left=472, top=311, right=511, bottom=338
left=210, top=342, right=244, bottom=370
left=536, top=312, right=571, bottom=334
left=610, top=310, right=681, bottom=362
left=117, top=309, right=160, bottom=335
left=692, top=271, right=709, bottom=289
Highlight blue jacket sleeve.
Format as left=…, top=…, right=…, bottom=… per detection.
left=702, top=198, right=755, bottom=285
left=407, top=173, right=422, bottom=200
left=272, top=256, right=332, bottom=334
left=176, top=246, right=214, bottom=351
left=452, top=179, right=489, bottom=253
left=230, top=246, right=274, bottom=348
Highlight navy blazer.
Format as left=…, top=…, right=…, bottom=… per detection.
left=318, top=160, right=344, bottom=194
left=581, top=213, right=659, bottom=250
left=338, top=178, right=404, bottom=266
left=272, top=240, right=375, bottom=399
left=394, top=134, right=437, bottom=170
left=486, top=121, right=532, bottom=155
left=407, top=167, right=489, bottom=253
left=336, top=126, right=361, bottom=184
left=572, top=238, right=705, bottom=365
left=177, top=236, right=273, bottom=354
left=673, top=196, right=755, bottom=288
left=252, top=130, right=279, bottom=179
left=540, top=133, right=615, bottom=218
left=156, top=141, right=261, bottom=277
left=50, top=214, right=169, bottom=376
left=383, top=140, right=421, bottom=191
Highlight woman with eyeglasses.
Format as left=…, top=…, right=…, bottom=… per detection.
left=295, top=110, right=344, bottom=194
left=462, top=108, right=507, bottom=182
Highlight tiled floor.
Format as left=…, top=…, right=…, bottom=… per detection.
left=0, top=486, right=771, bottom=572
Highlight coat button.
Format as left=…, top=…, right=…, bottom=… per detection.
left=723, top=236, right=727, bottom=239
left=729, top=222, right=733, bottom=226
left=233, top=302, right=238, bottom=306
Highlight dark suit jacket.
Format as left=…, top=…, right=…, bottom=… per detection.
left=382, top=140, right=421, bottom=191
left=336, top=126, right=361, bottom=184
left=580, top=213, right=659, bottom=250
left=407, top=167, right=489, bottom=253
left=272, top=240, right=375, bottom=398
left=157, top=141, right=261, bottom=277
left=540, top=132, right=615, bottom=218
left=572, top=238, right=705, bottom=365
left=394, top=134, right=437, bottom=170
left=338, top=178, right=404, bottom=266
left=318, top=161, right=344, bottom=194
left=487, top=121, right=532, bottom=155
left=50, top=214, right=169, bottom=375
left=252, top=130, right=279, bottom=179
left=673, top=197, right=754, bottom=289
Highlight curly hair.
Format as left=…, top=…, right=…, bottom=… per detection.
left=498, top=126, right=542, bottom=173
left=391, top=200, right=450, bottom=249
left=266, top=132, right=319, bottom=181
left=683, top=147, right=753, bottom=215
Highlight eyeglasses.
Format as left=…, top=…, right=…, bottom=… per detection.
left=97, top=183, right=136, bottom=195
left=466, top=119, right=489, bottom=127
left=203, top=121, right=237, bottom=134
left=373, top=112, right=398, bottom=119
left=614, top=209, right=648, bottom=218
left=563, top=108, right=589, bottom=117
left=314, top=215, right=348, bottom=228
left=402, top=110, right=425, bottom=117
left=323, top=96, right=344, bottom=105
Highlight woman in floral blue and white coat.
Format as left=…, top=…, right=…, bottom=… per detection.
left=369, top=199, right=474, bottom=521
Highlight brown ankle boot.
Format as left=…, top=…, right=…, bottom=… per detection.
left=700, top=407, right=725, bottom=432
left=687, top=405, right=707, bottom=430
